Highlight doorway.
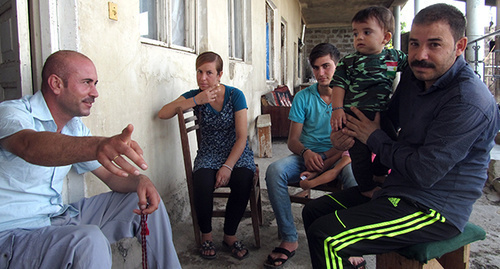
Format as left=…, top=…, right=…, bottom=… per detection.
left=0, top=0, right=32, bottom=101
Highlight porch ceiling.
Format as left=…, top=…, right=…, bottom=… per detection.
left=297, top=0, right=409, bottom=28
left=298, top=0, right=498, bottom=28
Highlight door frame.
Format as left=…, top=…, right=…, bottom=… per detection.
left=29, top=0, right=79, bottom=93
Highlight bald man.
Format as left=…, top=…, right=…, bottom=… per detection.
left=0, top=50, right=180, bottom=268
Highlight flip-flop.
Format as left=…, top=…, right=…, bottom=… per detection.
left=349, top=259, right=366, bottom=269
left=264, top=247, right=296, bottom=268
left=200, top=240, right=217, bottom=260
left=222, top=240, right=249, bottom=260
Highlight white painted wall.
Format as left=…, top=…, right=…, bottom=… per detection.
left=62, top=0, right=304, bottom=221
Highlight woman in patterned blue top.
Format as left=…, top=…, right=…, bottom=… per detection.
left=158, top=52, right=255, bottom=261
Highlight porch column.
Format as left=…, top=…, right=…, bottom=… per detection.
left=414, top=0, right=422, bottom=15
left=393, top=5, right=401, bottom=89
left=393, top=5, right=401, bottom=50
left=466, top=0, right=485, bottom=79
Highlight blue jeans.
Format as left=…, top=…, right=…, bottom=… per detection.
left=265, top=154, right=356, bottom=242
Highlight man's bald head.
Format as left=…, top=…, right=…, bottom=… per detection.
left=41, top=50, right=93, bottom=92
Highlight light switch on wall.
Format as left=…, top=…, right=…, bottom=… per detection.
left=108, top=2, right=118, bottom=21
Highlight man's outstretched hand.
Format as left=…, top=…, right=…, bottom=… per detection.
left=97, top=124, right=148, bottom=177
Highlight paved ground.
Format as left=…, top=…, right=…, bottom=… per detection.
left=172, top=139, right=500, bottom=269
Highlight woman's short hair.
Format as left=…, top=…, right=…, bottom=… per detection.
left=196, top=51, right=223, bottom=74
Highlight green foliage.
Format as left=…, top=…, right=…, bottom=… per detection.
left=387, top=22, right=408, bottom=49
left=401, top=21, right=408, bottom=33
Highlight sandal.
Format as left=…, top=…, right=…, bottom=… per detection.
left=349, top=259, right=366, bottom=269
left=200, top=240, right=217, bottom=260
left=222, top=240, right=249, bottom=260
left=264, top=247, right=296, bottom=268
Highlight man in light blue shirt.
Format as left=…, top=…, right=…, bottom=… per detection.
left=264, top=43, right=356, bottom=268
left=0, top=50, right=180, bottom=268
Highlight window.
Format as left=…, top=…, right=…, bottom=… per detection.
left=280, top=20, right=286, bottom=85
left=228, top=0, right=244, bottom=60
left=266, top=1, right=275, bottom=80
left=139, top=0, right=196, bottom=51
left=139, top=0, right=157, bottom=40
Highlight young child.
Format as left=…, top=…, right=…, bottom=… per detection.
left=330, top=6, right=407, bottom=194
left=299, top=151, right=351, bottom=190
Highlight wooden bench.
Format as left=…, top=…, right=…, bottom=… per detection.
left=376, top=222, right=486, bottom=269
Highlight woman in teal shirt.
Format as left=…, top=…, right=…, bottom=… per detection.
left=158, top=52, right=255, bottom=261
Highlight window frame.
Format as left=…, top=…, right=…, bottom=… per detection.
left=265, top=1, right=276, bottom=81
left=139, top=0, right=197, bottom=53
left=228, top=0, right=245, bottom=61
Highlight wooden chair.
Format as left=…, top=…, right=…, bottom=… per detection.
left=274, top=163, right=343, bottom=239
left=376, top=222, right=486, bottom=269
left=288, top=176, right=342, bottom=204
left=175, top=107, right=262, bottom=248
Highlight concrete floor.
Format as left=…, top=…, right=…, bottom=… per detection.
left=171, top=139, right=500, bottom=269
left=172, top=138, right=372, bottom=269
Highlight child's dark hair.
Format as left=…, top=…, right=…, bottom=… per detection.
left=309, top=43, right=341, bottom=66
left=352, top=6, right=395, bottom=34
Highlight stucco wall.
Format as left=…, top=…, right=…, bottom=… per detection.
left=69, top=0, right=303, bottom=221
left=305, top=26, right=355, bottom=57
